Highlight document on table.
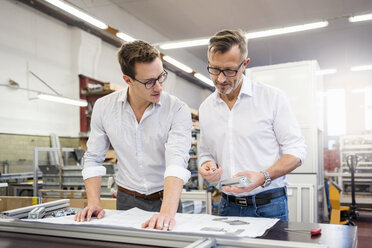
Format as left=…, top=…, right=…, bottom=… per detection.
left=24, top=208, right=279, bottom=238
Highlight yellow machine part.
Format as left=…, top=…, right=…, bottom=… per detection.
left=329, top=182, right=350, bottom=225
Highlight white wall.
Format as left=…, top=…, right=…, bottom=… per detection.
left=164, top=72, right=211, bottom=110
left=0, top=0, right=79, bottom=137
left=0, top=0, right=211, bottom=137
left=323, top=77, right=371, bottom=136
left=69, top=0, right=208, bottom=75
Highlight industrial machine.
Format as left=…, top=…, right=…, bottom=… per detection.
left=327, top=155, right=359, bottom=226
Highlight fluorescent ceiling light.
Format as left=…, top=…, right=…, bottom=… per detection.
left=38, top=94, right=88, bottom=107
left=349, top=13, right=372, bottom=22
left=162, top=56, right=193, bottom=73
left=116, top=32, right=136, bottom=42
left=194, top=73, right=214, bottom=87
left=45, top=0, right=108, bottom=29
left=317, top=69, right=337, bottom=75
left=160, top=39, right=209, bottom=50
left=246, top=21, right=328, bottom=39
left=350, top=64, right=372, bottom=71
left=158, top=21, right=328, bottom=50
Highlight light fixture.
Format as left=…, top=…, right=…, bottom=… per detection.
left=116, top=32, right=136, bottom=42
left=349, top=13, right=372, bottom=23
left=37, top=93, right=88, bottom=107
left=245, top=21, right=328, bottom=39
left=162, top=56, right=193, bottom=73
left=44, top=0, right=108, bottom=29
left=350, top=64, right=372, bottom=71
left=157, top=21, right=328, bottom=50
left=0, top=78, right=88, bottom=107
left=160, top=39, right=209, bottom=50
left=194, top=73, right=214, bottom=87
left=317, top=69, right=337, bottom=75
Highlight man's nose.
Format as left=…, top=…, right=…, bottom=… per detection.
left=217, top=71, right=226, bottom=83
left=153, top=80, right=162, bottom=91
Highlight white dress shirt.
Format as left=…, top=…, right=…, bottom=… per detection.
left=199, top=75, right=306, bottom=196
left=82, top=88, right=192, bottom=195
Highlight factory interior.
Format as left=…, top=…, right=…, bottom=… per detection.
left=0, top=0, right=372, bottom=247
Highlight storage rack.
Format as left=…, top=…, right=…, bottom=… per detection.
left=326, top=135, right=372, bottom=206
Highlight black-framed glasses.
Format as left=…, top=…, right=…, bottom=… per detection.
left=207, top=60, right=245, bottom=77
left=132, top=70, right=168, bottom=89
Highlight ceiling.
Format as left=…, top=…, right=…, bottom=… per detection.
left=76, top=0, right=372, bottom=85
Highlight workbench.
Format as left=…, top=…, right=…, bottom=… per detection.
left=0, top=218, right=357, bottom=248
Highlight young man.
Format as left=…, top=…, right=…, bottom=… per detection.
left=198, top=30, right=306, bottom=221
left=75, top=40, right=192, bottom=231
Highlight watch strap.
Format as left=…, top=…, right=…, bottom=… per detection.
left=261, top=171, right=271, bottom=188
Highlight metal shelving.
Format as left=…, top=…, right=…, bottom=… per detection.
left=326, top=135, right=372, bottom=206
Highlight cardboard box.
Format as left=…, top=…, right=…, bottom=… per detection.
left=0, top=196, right=116, bottom=212
left=101, top=198, right=116, bottom=209
left=43, top=198, right=116, bottom=209
left=39, top=189, right=87, bottom=199
left=103, top=82, right=125, bottom=92
left=190, top=108, right=199, bottom=117
left=0, top=196, right=38, bottom=212
left=105, top=150, right=117, bottom=163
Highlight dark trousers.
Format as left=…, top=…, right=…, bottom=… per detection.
left=116, top=189, right=183, bottom=213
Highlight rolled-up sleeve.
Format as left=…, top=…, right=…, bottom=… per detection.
left=273, top=91, right=307, bottom=164
left=164, top=103, right=192, bottom=184
left=82, top=99, right=110, bottom=180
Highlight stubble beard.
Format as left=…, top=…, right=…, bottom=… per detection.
left=214, top=74, right=243, bottom=95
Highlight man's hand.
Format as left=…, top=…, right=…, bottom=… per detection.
left=198, top=161, right=223, bottom=181
left=74, top=205, right=105, bottom=222
left=223, top=170, right=265, bottom=194
left=141, top=212, right=175, bottom=231
left=141, top=176, right=182, bottom=231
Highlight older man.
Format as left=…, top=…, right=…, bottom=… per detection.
left=198, top=29, right=306, bottom=220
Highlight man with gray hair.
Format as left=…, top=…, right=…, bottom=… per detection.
left=198, top=29, right=306, bottom=220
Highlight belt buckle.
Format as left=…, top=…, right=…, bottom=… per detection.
left=235, top=197, right=248, bottom=206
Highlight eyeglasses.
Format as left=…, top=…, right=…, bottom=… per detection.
left=132, top=70, right=168, bottom=89
left=207, top=60, right=245, bottom=77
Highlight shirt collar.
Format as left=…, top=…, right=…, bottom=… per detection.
left=213, top=75, right=253, bottom=103
left=118, top=87, right=128, bottom=102
left=240, top=75, right=253, bottom=97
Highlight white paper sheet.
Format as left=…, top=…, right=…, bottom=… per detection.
left=24, top=208, right=279, bottom=238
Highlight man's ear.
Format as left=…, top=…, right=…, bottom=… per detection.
left=243, top=58, right=250, bottom=68
left=123, top=75, right=132, bottom=86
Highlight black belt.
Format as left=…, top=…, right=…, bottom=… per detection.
left=222, top=187, right=286, bottom=206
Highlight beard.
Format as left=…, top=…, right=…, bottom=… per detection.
left=214, top=74, right=243, bottom=95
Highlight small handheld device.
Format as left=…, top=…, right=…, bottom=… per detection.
left=217, top=176, right=252, bottom=189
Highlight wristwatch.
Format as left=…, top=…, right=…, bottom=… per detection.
left=261, top=171, right=272, bottom=188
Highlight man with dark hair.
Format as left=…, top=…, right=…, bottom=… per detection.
left=75, top=40, right=192, bottom=230
left=198, top=29, right=306, bottom=220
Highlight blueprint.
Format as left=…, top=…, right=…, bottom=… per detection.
left=24, top=208, right=279, bottom=238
